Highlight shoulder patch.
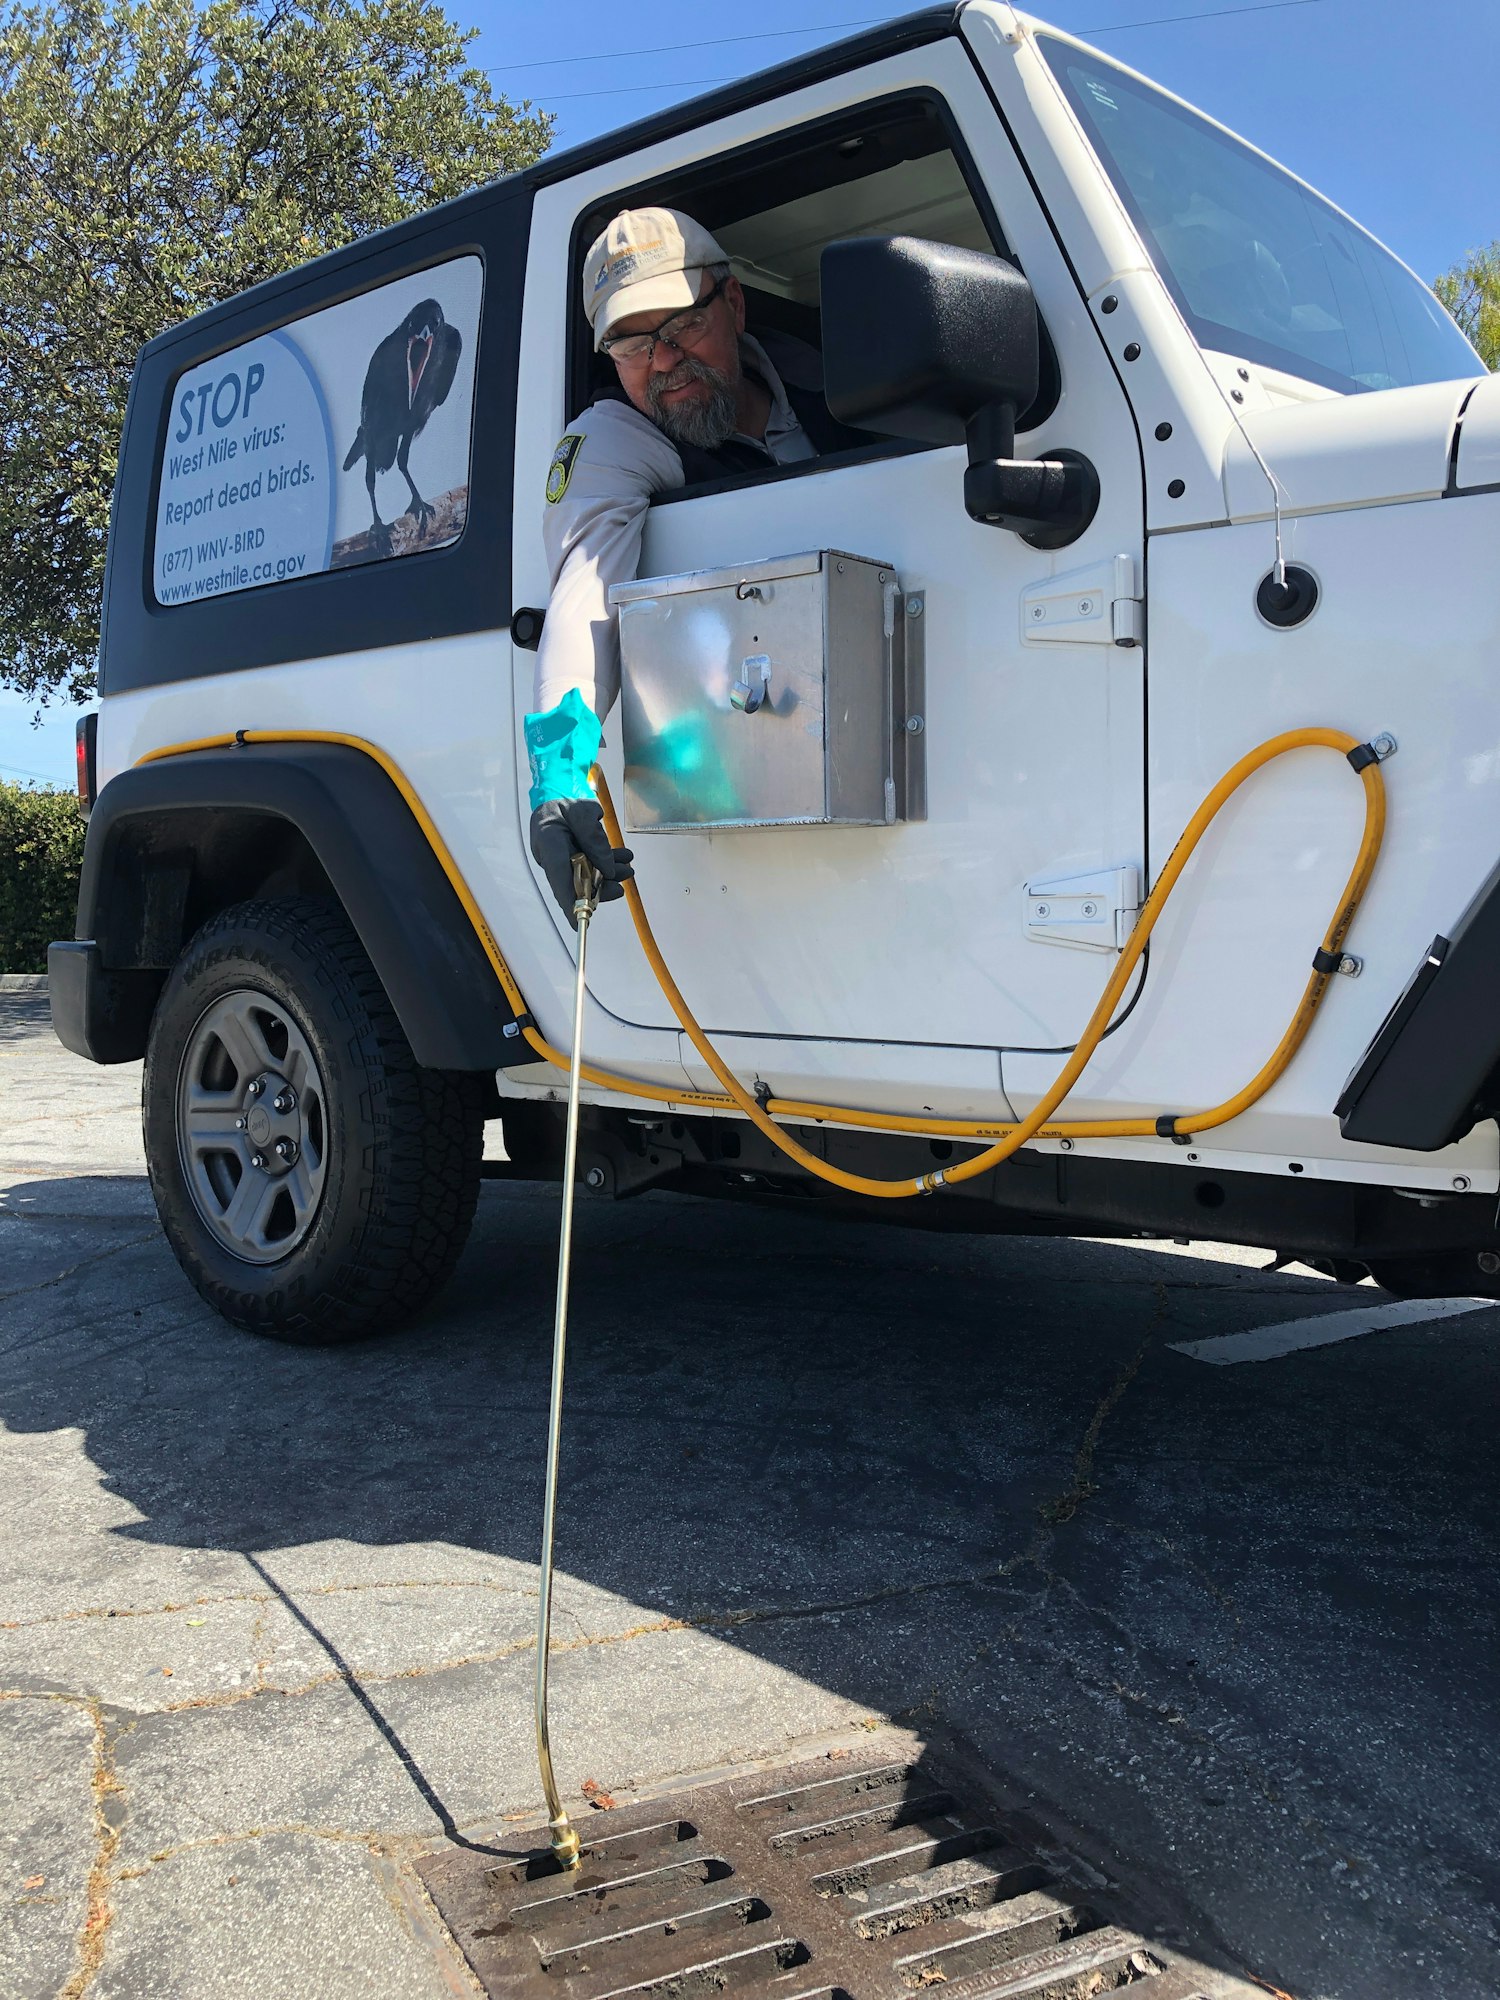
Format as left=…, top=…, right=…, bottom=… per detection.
left=545, top=433, right=585, bottom=505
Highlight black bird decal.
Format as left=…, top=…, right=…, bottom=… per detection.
left=343, top=298, right=462, bottom=552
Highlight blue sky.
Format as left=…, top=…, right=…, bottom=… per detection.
left=5, top=0, right=1494, bottom=790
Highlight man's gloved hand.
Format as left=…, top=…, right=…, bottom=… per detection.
left=523, top=688, right=632, bottom=925
left=529, top=798, right=634, bottom=926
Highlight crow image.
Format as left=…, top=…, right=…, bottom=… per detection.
left=343, top=299, right=462, bottom=554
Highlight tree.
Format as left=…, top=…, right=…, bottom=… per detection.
left=1435, top=242, right=1500, bottom=371
left=0, top=0, right=552, bottom=705
left=0, top=781, right=87, bottom=971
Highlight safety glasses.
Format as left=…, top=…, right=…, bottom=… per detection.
left=600, top=277, right=728, bottom=365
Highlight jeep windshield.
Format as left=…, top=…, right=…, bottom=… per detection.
left=1039, top=38, right=1480, bottom=395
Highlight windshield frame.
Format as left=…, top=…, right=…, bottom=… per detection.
left=1036, top=34, right=1480, bottom=398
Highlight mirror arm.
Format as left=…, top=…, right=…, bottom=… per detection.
left=962, top=398, right=1100, bottom=550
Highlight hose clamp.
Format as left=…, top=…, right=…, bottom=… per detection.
left=1347, top=735, right=1395, bottom=772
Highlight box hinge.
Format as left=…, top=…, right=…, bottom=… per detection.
left=1024, top=866, right=1141, bottom=953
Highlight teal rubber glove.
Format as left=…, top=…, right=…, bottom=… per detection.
left=524, top=686, right=604, bottom=811
left=523, top=690, right=634, bottom=923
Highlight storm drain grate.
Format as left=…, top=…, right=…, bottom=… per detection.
left=416, top=1744, right=1267, bottom=2000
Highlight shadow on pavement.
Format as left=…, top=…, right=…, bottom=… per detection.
left=3, top=1168, right=1499, bottom=1996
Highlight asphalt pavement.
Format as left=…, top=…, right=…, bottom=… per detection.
left=2, top=985, right=1498, bottom=2000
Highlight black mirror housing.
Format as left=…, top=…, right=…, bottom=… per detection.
left=820, top=235, right=1040, bottom=445
left=820, top=234, right=1098, bottom=549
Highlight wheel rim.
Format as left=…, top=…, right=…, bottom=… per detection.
left=175, top=988, right=330, bottom=1266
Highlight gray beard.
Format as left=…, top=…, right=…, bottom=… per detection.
left=647, top=357, right=739, bottom=449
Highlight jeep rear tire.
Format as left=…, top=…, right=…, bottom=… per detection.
left=143, top=897, right=485, bottom=1342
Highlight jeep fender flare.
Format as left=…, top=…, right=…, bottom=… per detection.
left=1336, top=851, right=1500, bottom=1152
left=67, top=741, right=518, bottom=1069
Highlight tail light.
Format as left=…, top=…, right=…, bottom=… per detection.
left=75, top=713, right=98, bottom=818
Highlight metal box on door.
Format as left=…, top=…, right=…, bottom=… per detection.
left=610, top=550, right=921, bottom=833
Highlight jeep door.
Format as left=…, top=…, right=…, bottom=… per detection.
left=511, top=28, right=1146, bottom=1121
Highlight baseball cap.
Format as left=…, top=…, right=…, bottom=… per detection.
left=583, top=207, right=730, bottom=351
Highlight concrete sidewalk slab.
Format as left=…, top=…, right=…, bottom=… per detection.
left=96, top=1831, right=453, bottom=2000
left=0, top=1693, right=97, bottom=2000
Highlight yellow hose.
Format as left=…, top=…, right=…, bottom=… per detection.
left=138, top=726, right=1385, bottom=1199
left=597, top=729, right=1384, bottom=1194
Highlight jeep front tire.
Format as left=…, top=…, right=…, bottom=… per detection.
left=142, top=897, right=485, bottom=1342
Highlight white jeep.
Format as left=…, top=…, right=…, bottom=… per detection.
left=51, top=5, right=1500, bottom=1339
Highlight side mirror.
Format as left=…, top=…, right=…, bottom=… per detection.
left=820, top=235, right=1097, bottom=549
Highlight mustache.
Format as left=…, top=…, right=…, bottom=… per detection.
left=646, top=354, right=733, bottom=404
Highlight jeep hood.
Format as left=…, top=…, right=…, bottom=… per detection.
left=1222, top=375, right=1487, bottom=522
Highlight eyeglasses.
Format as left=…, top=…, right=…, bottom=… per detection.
left=600, top=278, right=728, bottom=365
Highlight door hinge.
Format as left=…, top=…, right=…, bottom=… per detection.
left=1020, top=555, right=1143, bottom=649
left=1025, top=866, right=1141, bottom=952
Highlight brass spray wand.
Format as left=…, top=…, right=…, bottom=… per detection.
left=534, top=854, right=601, bottom=1872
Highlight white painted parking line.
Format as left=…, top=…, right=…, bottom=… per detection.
left=1169, top=1295, right=1494, bottom=1366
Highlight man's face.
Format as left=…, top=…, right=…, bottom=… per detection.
left=608, top=273, right=747, bottom=444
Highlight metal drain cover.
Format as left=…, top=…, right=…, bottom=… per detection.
left=416, top=1740, right=1269, bottom=2000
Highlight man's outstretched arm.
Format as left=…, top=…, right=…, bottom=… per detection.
left=525, top=403, right=681, bottom=919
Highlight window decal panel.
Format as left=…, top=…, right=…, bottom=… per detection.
left=153, top=256, right=483, bottom=605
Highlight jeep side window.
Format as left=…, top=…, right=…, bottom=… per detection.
left=153, top=255, right=483, bottom=607
left=568, top=95, right=1054, bottom=494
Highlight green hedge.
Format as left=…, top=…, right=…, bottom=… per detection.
left=1, top=783, right=86, bottom=974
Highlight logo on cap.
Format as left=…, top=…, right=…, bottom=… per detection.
left=594, top=239, right=665, bottom=293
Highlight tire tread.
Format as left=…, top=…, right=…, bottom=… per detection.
left=144, top=896, right=485, bottom=1343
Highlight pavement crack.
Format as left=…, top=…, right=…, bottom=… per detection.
left=866, top=1310, right=1175, bottom=1731
left=1038, top=1315, right=1158, bottom=1528
left=3, top=1590, right=273, bottom=1633
left=1000, top=1620, right=1300, bottom=1815
left=1033, top=1558, right=1152, bottom=1653
left=0, top=1690, right=129, bottom=2000
left=0, top=1230, right=161, bottom=1306
left=3, top=1574, right=537, bottom=1633
left=139, top=1570, right=1045, bottom=1715
left=693, top=1562, right=1032, bottom=1634
left=1089, top=1512, right=1242, bottom=1625
left=158, top=1615, right=688, bottom=1711
left=63, top=1696, right=126, bottom=2000
left=250, top=1601, right=270, bottom=1691
left=159, top=1636, right=541, bottom=1712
